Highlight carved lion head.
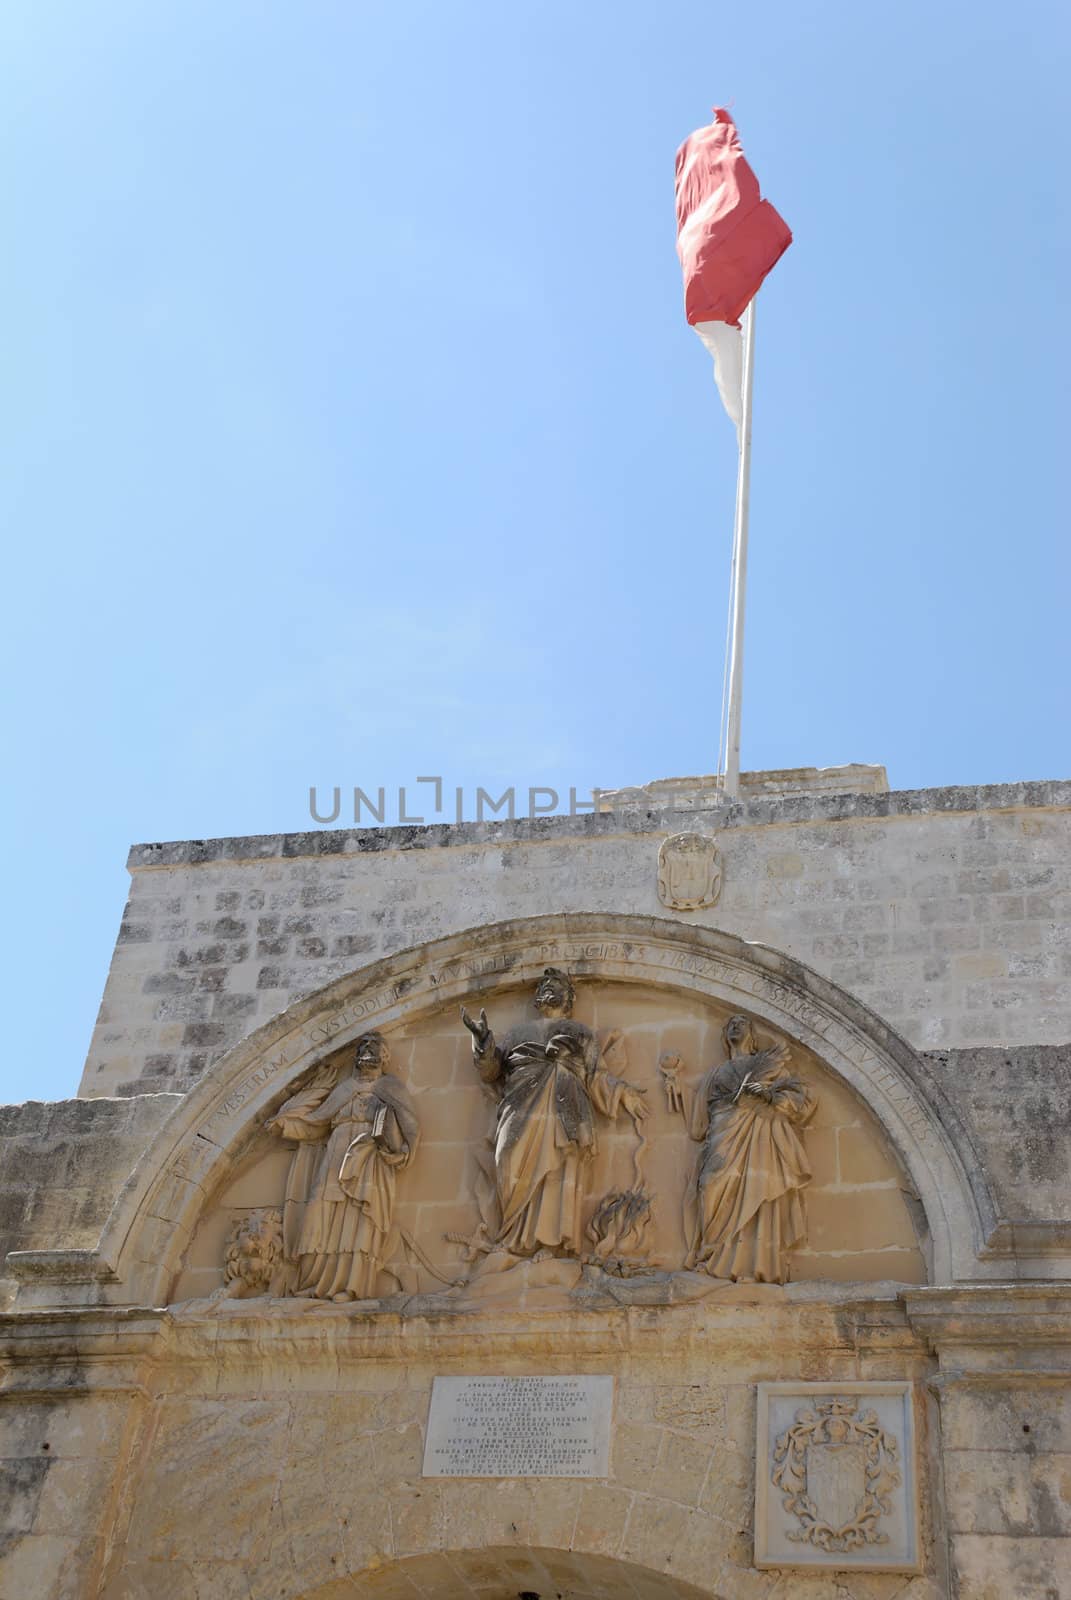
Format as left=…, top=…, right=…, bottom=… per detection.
left=223, top=1208, right=284, bottom=1291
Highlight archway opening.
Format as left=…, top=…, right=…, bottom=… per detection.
left=302, top=1545, right=721, bottom=1599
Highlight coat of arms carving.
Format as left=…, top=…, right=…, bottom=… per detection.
left=771, top=1395, right=901, bottom=1553
left=657, top=832, right=722, bottom=911
left=756, top=1381, right=918, bottom=1571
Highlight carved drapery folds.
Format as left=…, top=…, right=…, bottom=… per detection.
left=72, top=915, right=985, bottom=1314
left=456, top=980, right=815, bottom=1288
left=218, top=976, right=820, bottom=1301
left=664, top=1014, right=817, bottom=1285
left=265, top=1032, right=419, bottom=1302
left=460, top=968, right=650, bottom=1271
left=176, top=935, right=937, bottom=1309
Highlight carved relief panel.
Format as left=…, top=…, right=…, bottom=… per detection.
left=264, top=1031, right=420, bottom=1302
left=755, top=1382, right=920, bottom=1572
left=169, top=973, right=927, bottom=1308
left=661, top=1014, right=816, bottom=1285
left=657, top=832, right=722, bottom=910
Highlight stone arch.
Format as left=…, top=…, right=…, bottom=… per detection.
left=81, top=912, right=994, bottom=1305
left=297, top=1546, right=721, bottom=1598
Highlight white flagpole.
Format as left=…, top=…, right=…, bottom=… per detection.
left=723, top=293, right=756, bottom=800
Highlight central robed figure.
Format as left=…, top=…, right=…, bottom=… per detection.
left=462, top=969, right=648, bottom=1257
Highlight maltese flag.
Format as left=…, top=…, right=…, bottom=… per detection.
left=675, top=109, right=792, bottom=435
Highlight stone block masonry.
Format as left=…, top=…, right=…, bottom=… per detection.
left=81, top=779, right=1071, bottom=1100
left=0, top=1094, right=180, bottom=1308
left=0, top=767, right=1068, bottom=1600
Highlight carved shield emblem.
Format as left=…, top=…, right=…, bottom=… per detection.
left=771, top=1397, right=902, bottom=1553
left=657, top=833, right=722, bottom=911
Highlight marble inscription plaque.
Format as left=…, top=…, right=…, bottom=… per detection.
left=422, top=1375, right=613, bottom=1478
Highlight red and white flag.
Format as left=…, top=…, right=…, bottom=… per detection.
left=675, top=109, right=792, bottom=434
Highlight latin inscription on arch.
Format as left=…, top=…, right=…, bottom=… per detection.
left=192, top=933, right=953, bottom=1175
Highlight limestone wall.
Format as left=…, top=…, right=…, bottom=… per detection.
left=6, top=1288, right=1067, bottom=1600
left=939, top=1375, right=1071, bottom=1598
left=922, top=1044, right=1071, bottom=1230
left=0, top=1095, right=180, bottom=1308
left=0, top=820, right=1066, bottom=1600
left=81, top=780, right=1071, bottom=1099
left=0, top=1295, right=948, bottom=1600
left=904, top=1284, right=1071, bottom=1600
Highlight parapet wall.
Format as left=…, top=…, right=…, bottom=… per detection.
left=82, top=780, right=1071, bottom=1098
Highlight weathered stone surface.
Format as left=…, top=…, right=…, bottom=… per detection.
left=1, top=772, right=1068, bottom=1598
left=0, top=1295, right=924, bottom=1600
left=923, top=1044, right=1071, bottom=1226
left=657, top=832, right=722, bottom=910
left=0, top=1094, right=180, bottom=1305
left=84, top=780, right=1071, bottom=1097
left=755, top=1383, right=920, bottom=1571
left=601, top=764, right=892, bottom=807
left=169, top=968, right=928, bottom=1305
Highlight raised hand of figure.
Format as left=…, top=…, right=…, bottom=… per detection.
left=659, top=1052, right=685, bottom=1115
left=622, top=1086, right=649, bottom=1122
left=460, top=1005, right=491, bottom=1047
left=745, top=1080, right=774, bottom=1103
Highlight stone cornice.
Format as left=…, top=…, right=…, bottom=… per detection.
left=5, top=1248, right=119, bottom=1285
left=0, top=1289, right=925, bottom=1372
left=902, top=1282, right=1071, bottom=1361
left=0, top=1304, right=169, bottom=1395
left=126, top=779, right=1071, bottom=870
left=979, top=1220, right=1071, bottom=1259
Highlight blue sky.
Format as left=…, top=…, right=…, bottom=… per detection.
left=2, top=2, right=1068, bottom=1104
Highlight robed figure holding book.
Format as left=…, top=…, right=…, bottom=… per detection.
left=266, top=1032, right=419, bottom=1301
left=663, top=1013, right=815, bottom=1284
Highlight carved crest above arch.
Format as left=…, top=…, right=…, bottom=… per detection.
left=17, top=915, right=997, bottom=1310
left=657, top=831, right=722, bottom=910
